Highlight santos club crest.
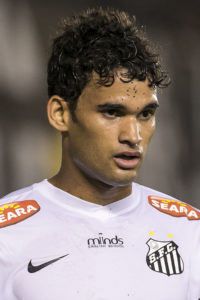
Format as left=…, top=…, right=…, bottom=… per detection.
left=146, top=239, right=184, bottom=276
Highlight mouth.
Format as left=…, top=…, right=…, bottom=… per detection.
left=113, top=151, right=142, bottom=169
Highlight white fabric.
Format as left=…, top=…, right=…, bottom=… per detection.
left=0, top=179, right=199, bottom=300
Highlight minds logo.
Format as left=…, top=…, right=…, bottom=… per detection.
left=87, top=233, right=124, bottom=248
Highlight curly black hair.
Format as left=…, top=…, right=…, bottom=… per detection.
left=47, top=7, right=170, bottom=114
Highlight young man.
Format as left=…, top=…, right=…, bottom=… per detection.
left=0, top=8, right=199, bottom=300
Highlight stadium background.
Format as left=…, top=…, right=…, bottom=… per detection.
left=0, top=0, right=199, bottom=208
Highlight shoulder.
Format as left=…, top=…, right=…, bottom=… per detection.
left=0, top=179, right=49, bottom=204
left=135, top=183, right=177, bottom=199
left=1, top=184, right=34, bottom=203
left=134, top=182, right=200, bottom=222
left=0, top=181, right=45, bottom=229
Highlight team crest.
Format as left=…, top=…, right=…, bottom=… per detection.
left=146, top=238, right=184, bottom=276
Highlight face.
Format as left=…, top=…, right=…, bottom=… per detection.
left=65, top=73, right=159, bottom=187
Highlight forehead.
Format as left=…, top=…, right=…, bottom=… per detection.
left=79, top=72, right=158, bottom=108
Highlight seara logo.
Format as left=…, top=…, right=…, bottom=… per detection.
left=87, top=233, right=124, bottom=248
left=0, top=200, right=40, bottom=228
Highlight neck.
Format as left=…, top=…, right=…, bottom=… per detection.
left=48, top=169, right=132, bottom=206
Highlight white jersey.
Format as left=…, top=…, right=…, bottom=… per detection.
left=0, top=179, right=200, bottom=300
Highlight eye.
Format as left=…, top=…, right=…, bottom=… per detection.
left=139, top=109, right=155, bottom=120
left=102, top=109, right=122, bottom=118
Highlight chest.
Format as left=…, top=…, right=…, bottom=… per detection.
left=8, top=219, right=191, bottom=300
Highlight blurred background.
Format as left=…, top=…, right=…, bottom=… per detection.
left=0, top=0, right=199, bottom=207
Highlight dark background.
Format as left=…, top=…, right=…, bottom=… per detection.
left=0, top=0, right=199, bottom=207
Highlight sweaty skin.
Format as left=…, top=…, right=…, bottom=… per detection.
left=48, top=72, right=159, bottom=205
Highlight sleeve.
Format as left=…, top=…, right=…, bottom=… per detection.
left=188, top=223, right=200, bottom=299
left=0, top=232, right=18, bottom=300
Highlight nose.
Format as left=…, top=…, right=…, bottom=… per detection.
left=118, top=117, right=142, bottom=147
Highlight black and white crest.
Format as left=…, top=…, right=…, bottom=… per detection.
left=146, top=238, right=184, bottom=276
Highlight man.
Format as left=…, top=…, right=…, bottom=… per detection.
left=0, top=8, right=199, bottom=300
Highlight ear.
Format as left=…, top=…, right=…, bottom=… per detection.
left=47, top=95, right=70, bottom=132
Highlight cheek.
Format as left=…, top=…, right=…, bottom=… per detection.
left=69, top=124, right=116, bottom=161
left=141, top=119, right=156, bottom=143
left=149, top=119, right=156, bottom=139
left=74, top=115, right=118, bottom=145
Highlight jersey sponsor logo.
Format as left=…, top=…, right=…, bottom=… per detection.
left=28, top=254, right=69, bottom=273
left=146, top=238, right=184, bottom=276
left=87, top=232, right=124, bottom=248
left=0, top=200, right=40, bottom=228
left=148, top=196, right=200, bottom=220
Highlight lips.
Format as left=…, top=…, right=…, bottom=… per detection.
left=113, top=151, right=141, bottom=169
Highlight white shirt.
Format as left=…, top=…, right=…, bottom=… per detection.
left=0, top=179, right=199, bottom=300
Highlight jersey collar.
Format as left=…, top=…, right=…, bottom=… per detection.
left=37, top=179, right=141, bottom=220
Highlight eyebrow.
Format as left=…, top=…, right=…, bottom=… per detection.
left=97, top=103, right=126, bottom=110
left=97, top=102, right=159, bottom=111
left=141, top=102, right=160, bottom=110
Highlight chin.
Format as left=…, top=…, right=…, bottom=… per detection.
left=80, top=163, right=139, bottom=187
left=113, top=176, right=137, bottom=186
left=100, top=170, right=138, bottom=187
